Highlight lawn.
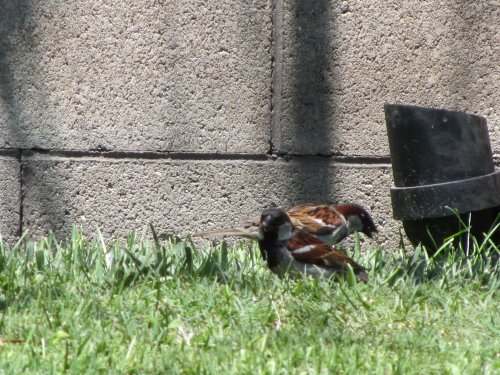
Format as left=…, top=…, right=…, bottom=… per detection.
left=0, top=225, right=498, bottom=374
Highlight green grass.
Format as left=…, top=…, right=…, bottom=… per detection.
left=0, top=224, right=498, bottom=374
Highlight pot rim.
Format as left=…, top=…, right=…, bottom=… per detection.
left=390, top=169, right=500, bottom=220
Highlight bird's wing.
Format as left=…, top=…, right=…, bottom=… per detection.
left=287, top=204, right=346, bottom=235
left=286, top=230, right=367, bottom=275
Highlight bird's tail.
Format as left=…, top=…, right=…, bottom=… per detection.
left=192, top=226, right=260, bottom=240
left=355, top=270, right=369, bottom=283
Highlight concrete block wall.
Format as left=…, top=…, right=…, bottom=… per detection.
left=0, top=0, right=498, bottom=248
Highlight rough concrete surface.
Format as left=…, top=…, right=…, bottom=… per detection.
left=0, top=156, right=20, bottom=243
left=0, top=0, right=271, bottom=153
left=275, top=0, right=499, bottom=156
left=21, top=156, right=399, bottom=250
left=0, top=0, right=497, bottom=248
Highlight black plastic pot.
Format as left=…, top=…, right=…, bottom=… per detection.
left=384, top=104, right=500, bottom=252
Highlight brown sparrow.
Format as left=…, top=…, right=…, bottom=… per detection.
left=258, top=208, right=369, bottom=283
left=194, top=203, right=377, bottom=245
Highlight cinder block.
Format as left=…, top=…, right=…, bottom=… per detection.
left=276, top=0, right=499, bottom=156
left=22, top=156, right=401, bottom=250
left=0, top=0, right=271, bottom=153
left=0, top=156, right=20, bottom=243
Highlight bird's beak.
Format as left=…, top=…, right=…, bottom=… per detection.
left=260, top=215, right=272, bottom=230
left=363, top=228, right=377, bottom=239
left=257, top=228, right=264, bottom=240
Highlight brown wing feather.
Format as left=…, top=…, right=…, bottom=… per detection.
left=287, top=212, right=330, bottom=234
left=287, top=231, right=335, bottom=258
left=287, top=205, right=346, bottom=235
left=287, top=230, right=366, bottom=273
left=286, top=203, right=316, bottom=212
left=300, top=205, right=346, bottom=227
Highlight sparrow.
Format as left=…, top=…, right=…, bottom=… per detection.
left=194, top=203, right=377, bottom=245
left=258, top=208, right=369, bottom=283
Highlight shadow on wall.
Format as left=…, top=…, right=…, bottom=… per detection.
left=0, top=0, right=30, bottom=239
left=0, top=0, right=30, bottom=142
left=285, top=0, right=494, bottom=204
left=288, top=0, right=335, bottom=203
left=0, top=1, right=66, bottom=238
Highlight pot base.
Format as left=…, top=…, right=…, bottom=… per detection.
left=402, top=206, right=499, bottom=254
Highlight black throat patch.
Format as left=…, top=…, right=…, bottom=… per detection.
left=258, top=238, right=287, bottom=269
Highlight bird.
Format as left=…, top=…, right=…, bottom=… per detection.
left=193, top=203, right=377, bottom=245
left=258, top=208, right=369, bottom=283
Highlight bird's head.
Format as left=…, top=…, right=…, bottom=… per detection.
left=259, top=208, right=294, bottom=242
left=335, top=204, right=378, bottom=238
